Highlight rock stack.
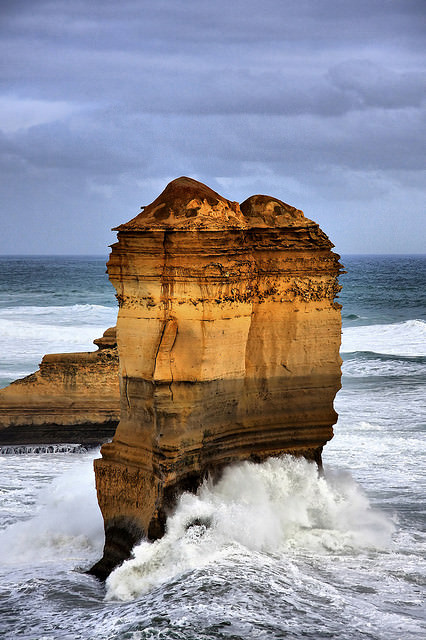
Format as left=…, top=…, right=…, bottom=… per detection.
left=91, top=177, right=343, bottom=578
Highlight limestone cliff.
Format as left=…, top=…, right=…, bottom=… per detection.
left=91, top=177, right=342, bottom=578
left=0, top=327, right=119, bottom=445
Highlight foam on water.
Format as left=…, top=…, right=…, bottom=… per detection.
left=0, top=256, right=424, bottom=638
left=341, top=319, right=426, bottom=357
left=342, top=353, right=426, bottom=378
left=0, top=304, right=114, bottom=323
left=0, top=443, right=90, bottom=455
left=0, top=453, right=104, bottom=564
left=106, top=456, right=394, bottom=602
left=0, top=304, right=118, bottom=387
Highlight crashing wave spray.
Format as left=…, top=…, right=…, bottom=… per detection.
left=106, top=456, right=394, bottom=601
left=0, top=453, right=104, bottom=564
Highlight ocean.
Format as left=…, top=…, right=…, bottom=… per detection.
left=0, top=254, right=424, bottom=640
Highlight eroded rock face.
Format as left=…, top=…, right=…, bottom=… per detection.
left=0, top=327, right=119, bottom=445
left=91, top=177, right=342, bottom=578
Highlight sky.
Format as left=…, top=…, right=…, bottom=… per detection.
left=0, top=0, right=425, bottom=255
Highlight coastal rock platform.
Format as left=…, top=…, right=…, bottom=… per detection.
left=0, top=327, right=120, bottom=446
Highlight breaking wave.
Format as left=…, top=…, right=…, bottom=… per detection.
left=0, top=453, right=104, bottom=563
left=0, top=304, right=118, bottom=387
left=0, top=443, right=91, bottom=455
left=341, top=319, right=426, bottom=358
left=342, top=352, right=426, bottom=378
left=106, top=456, right=394, bottom=602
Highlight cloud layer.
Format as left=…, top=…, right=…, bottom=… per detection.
left=0, top=0, right=425, bottom=253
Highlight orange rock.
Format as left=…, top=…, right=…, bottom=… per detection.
left=91, top=177, right=343, bottom=578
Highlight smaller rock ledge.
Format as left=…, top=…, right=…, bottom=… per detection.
left=0, top=327, right=120, bottom=445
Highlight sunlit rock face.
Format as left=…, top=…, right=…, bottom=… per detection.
left=91, top=177, right=342, bottom=579
left=0, top=327, right=119, bottom=445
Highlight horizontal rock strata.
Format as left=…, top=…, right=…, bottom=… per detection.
left=0, top=327, right=119, bottom=445
left=91, top=177, right=343, bottom=578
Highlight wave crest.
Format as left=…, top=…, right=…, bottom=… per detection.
left=341, top=319, right=426, bottom=358
left=106, top=456, right=394, bottom=602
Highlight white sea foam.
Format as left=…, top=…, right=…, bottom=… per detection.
left=0, top=303, right=116, bottom=324
left=0, top=443, right=89, bottom=455
left=0, top=304, right=117, bottom=385
left=342, top=356, right=425, bottom=378
left=0, top=454, right=104, bottom=563
left=106, top=456, right=394, bottom=602
left=341, top=319, right=426, bottom=357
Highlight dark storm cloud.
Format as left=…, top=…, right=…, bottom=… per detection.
left=0, top=0, right=425, bottom=253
